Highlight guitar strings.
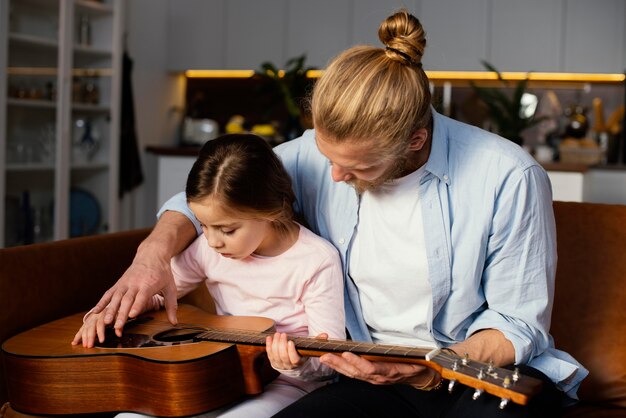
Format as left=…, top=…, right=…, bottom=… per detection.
left=145, top=320, right=522, bottom=387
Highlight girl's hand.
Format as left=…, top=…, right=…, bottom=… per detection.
left=265, top=332, right=304, bottom=370
left=71, top=311, right=108, bottom=348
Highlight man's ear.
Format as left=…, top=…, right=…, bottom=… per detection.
left=407, top=128, right=429, bottom=151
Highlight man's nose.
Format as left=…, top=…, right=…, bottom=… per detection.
left=331, top=165, right=353, bottom=182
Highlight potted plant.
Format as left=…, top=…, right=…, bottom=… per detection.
left=255, top=55, right=316, bottom=140
left=470, top=61, right=544, bottom=146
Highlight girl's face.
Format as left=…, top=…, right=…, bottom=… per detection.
left=189, top=199, right=276, bottom=260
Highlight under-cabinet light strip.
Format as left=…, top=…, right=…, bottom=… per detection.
left=184, top=69, right=625, bottom=84
left=10, top=67, right=624, bottom=84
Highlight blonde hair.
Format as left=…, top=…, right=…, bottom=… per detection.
left=311, top=9, right=431, bottom=157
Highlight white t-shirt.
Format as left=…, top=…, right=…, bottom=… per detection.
left=349, top=166, right=436, bottom=348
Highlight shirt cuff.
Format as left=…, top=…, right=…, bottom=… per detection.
left=157, top=192, right=203, bottom=235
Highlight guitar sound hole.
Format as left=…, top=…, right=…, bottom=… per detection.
left=153, top=328, right=205, bottom=342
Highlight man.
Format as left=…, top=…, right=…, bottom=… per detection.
left=93, top=9, right=586, bottom=417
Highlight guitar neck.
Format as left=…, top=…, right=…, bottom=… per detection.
left=199, top=328, right=431, bottom=358
left=197, top=327, right=542, bottom=407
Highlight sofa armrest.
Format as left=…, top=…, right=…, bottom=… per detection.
left=0, top=228, right=151, bottom=406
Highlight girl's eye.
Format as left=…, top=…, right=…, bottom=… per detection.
left=221, top=229, right=235, bottom=235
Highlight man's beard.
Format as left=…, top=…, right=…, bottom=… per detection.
left=347, top=154, right=408, bottom=194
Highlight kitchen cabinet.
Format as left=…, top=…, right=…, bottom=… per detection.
left=563, top=0, right=626, bottom=74
left=490, top=0, right=563, bottom=72
left=0, top=0, right=123, bottom=247
left=419, top=0, right=490, bottom=71
left=165, top=0, right=626, bottom=74
left=167, top=0, right=354, bottom=71
left=285, top=0, right=352, bottom=68
left=224, top=0, right=286, bottom=70
left=166, top=0, right=224, bottom=71
left=547, top=166, right=626, bottom=204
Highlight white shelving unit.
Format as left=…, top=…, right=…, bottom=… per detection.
left=0, top=0, right=123, bottom=247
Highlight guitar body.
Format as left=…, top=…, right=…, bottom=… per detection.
left=2, top=304, right=276, bottom=417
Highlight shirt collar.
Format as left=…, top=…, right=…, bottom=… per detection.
left=424, top=108, right=451, bottom=185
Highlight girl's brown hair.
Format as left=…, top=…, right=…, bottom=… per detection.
left=186, top=134, right=295, bottom=232
left=311, top=9, right=431, bottom=158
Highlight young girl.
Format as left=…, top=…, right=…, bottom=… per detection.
left=73, top=134, right=345, bottom=418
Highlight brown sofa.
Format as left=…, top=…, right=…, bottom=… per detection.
left=1, top=201, right=625, bottom=417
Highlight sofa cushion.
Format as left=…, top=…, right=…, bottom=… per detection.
left=552, top=202, right=626, bottom=409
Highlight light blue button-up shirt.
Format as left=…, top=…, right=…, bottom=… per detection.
left=159, top=110, right=587, bottom=399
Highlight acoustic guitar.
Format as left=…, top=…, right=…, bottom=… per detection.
left=2, top=304, right=541, bottom=417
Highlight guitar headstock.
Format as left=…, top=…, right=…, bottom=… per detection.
left=425, top=348, right=543, bottom=408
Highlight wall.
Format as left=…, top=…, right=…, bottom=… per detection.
left=122, top=0, right=185, bottom=229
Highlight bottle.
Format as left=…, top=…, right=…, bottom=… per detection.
left=564, top=104, right=589, bottom=139
left=83, top=77, right=100, bottom=104
left=78, top=15, right=91, bottom=46
left=591, top=98, right=611, bottom=164
left=605, top=104, right=625, bottom=165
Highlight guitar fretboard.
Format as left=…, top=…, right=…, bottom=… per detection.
left=198, top=328, right=431, bottom=358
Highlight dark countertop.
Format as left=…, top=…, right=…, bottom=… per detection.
left=146, top=146, right=201, bottom=157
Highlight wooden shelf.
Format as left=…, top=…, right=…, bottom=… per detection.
left=75, top=0, right=113, bottom=15
left=9, top=32, right=58, bottom=49
left=7, top=98, right=56, bottom=108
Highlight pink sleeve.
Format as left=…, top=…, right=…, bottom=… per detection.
left=280, top=249, right=346, bottom=381
left=170, top=236, right=210, bottom=298
left=301, top=251, right=346, bottom=340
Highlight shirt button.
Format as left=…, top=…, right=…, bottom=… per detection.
left=443, top=174, right=449, bottom=181
left=338, top=238, right=345, bottom=245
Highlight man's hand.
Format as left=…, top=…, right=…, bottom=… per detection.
left=89, top=211, right=197, bottom=336
left=92, top=254, right=179, bottom=336
left=319, top=352, right=438, bottom=388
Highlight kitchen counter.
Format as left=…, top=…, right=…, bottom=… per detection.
left=148, top=147, right=626, bottom=205
left=146, top=145, right=201, bottom=157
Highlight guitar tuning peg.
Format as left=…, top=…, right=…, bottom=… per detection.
left=452, top=360, right=459, bottom=371
left=472, top=388, right=483, bottom=400
left=499, top=398, right=510, bottom=409
left=512, top=367, right=520, bottom=382
left=462, top=352, right=470, bottom=366
left=503, top=376, right=511, bottom=388
left=487, top=360, right=494, bottom=373
left=477, top=368, right=485, bottom=380
left=447, top=379, right=456, bottom=393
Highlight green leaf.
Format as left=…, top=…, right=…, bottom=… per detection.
left=470, top=61, right=539, bottom=142
left=254, top=55, right=317, bottom=119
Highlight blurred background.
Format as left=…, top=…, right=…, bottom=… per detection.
left=1, top=0, right=625, bottom=247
